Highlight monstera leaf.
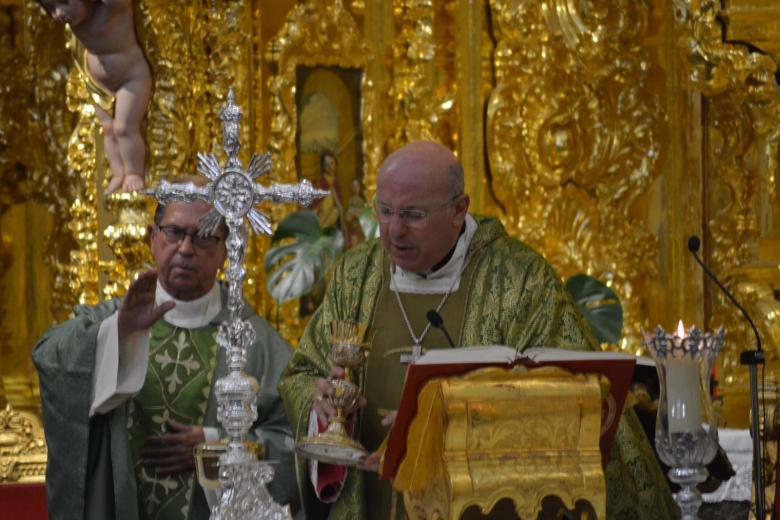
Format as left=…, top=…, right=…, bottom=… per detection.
left=264, top=211, right=343, bottom=303
left=565, top=274, right=623, bottom=344
left=358, top=206, right=380, bottom=240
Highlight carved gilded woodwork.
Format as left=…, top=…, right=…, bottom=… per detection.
left=64, top=57, right=101, bottom=306
left=0, top=3, right=75, bottom=411
left=674, top=0, right=780, bottom=386
left=724, top=0, right=780, bottom=66
left=23, top=1, right=266, bottom=308
left=265, top=0, right=377, bottom=341
left=385, top=0, right=458, bottom=156
left=0, top=404, right=46, bottom=483
left=0, top=1, right=272, bottom=407
left=485, top=0, right=664, bottom=352
left=267, top=0, right=373, bottom=186
left=2, top=5, right=780, bottom=495
left=395, top=366, right=606, bottom=519
left=671, top=0, right=780, bottom=509
left=758, top=380, right=779, bottom=507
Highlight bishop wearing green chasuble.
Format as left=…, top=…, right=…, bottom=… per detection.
left=278, top=141, right=678, bottom=519
left=33, top=186, right=300, bottom=520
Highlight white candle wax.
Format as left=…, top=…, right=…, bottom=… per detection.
left=666, top=357, right=703, bottom=433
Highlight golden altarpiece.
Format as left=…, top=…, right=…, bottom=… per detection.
left=2, top=0, right=780, bottom=514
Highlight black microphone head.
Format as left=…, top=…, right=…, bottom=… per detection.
left=688, top=235, right=701, bottom=253
left=426, top=309, right=443, bottom=328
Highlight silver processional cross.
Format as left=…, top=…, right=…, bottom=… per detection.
left=143, top=88, right=327, bottom=519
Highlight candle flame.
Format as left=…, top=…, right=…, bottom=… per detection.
left=676, top=320, right=685, bottom=337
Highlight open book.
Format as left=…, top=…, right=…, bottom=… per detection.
left=381, top=345, right=640, bottom=479
left=416, top=345, right=638, bottom=364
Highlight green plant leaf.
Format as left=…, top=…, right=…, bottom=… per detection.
left=264, top=211, right=343, bottom=302
left=565, top=274, right=623, bottom=344
left=359, top=206, right=380, bottom=240
left=271, top=211, right=322, bottom=243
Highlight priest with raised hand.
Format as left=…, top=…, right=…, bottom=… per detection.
left=33, top=178, right=299, bottom=520
left=278, top=140, right=678, bottom=519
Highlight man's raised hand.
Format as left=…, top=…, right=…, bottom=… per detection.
left=117, top=270, right=175, bottom=341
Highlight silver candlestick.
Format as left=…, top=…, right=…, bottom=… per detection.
left=643, top=322, right=724, bottom=520
left=143, top=88, right=327, bottom=519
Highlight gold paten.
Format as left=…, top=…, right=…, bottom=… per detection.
left=394, top=366, right=605, bottom=519
left=0, top=404, right=46, bottom=483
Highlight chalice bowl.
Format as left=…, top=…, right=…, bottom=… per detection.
left=296, top=320, right=369, bottom=465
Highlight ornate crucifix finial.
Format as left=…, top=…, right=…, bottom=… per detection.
left=143, top=88, right=327, bottom=519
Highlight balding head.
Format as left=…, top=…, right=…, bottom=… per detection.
left=375, top=141, right=469, bottom=273
left=378, top=141, right=463, bottom=199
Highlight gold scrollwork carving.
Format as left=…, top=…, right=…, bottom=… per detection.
left=386, top=0, right=458, bottom=155
left=398, top=366, right=605, bottom=519
left=24, top=1, right=266, bottom=313
left=0, top=404, right=46, bottom=483
left=486, top=0, right=663, bottom=351
left=676, top=0, right=780, bottom=384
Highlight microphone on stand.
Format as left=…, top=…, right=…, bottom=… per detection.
left=687, top=236, right=763, bottom=354
left=426, top=310, right=456, bottom=349
left=688, top=235, right=765, bottom=518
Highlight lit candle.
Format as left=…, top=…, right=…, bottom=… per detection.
left=665, top=321, right=703, bottom=433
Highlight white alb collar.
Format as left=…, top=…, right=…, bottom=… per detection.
left=155, top=281, right=222, bottom=328
left=390, top=214, right=478, bottom=295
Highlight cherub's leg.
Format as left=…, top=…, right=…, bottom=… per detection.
left=94, top=105, right=126, bottom=195
left=113, top=74, right=152, bottom=193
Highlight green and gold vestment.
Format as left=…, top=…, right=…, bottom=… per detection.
left=33, top=283, right=298, bottom=520
left=279, top=216, right=677, bottom=519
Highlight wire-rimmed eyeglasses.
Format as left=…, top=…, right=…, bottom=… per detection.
left=374, top=194, right=462, bottom=228
left=156, top=225, right=224, bottom=250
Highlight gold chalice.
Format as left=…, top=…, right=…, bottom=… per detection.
left=296, top=320, right=370, bottom=465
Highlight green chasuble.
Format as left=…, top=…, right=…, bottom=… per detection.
left=32, top=283, right=300, bottom=520
left=278, top=216, right=678, bottom=520
left=128, top=321, right=219, bottom=520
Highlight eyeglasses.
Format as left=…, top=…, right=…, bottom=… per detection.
left=374, top=194, right=462, bottom=228
left=156, top=225, right=224, bottom=250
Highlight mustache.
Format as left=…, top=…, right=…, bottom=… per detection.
left=169, top=260, right=196, bottom=271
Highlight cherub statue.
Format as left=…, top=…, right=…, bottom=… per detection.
left=37, top=0, right=152, bottom=195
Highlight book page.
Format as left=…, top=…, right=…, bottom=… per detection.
left=414, top=345, right=520, bottom=365
left=415, top=345, right=640, bottom=365
left=522, top=346, right=638, bottom=362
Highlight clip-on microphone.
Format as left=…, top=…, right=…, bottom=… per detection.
left=688, top=235, right=765, bottom=519
left=426, top=309, right=456, bottom=349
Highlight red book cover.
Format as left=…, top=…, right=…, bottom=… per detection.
left=381, top=346, right=638, bottom=480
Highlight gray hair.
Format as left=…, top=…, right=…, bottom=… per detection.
left=152, top=176, right=227, bottom=236
left=448, top=161, right=464, bottom=199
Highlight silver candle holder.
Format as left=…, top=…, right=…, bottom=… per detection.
left=643, top=322, right=725, bottom=520
left=144, top=88, right=327, bottom=519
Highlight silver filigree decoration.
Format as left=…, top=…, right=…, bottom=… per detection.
left=142, top=87, right=327, bottom=519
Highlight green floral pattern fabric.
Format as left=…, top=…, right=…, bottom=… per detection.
left=128, top=322, right=218, bottom=520
left=279, top=216, right=677, bottom=519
